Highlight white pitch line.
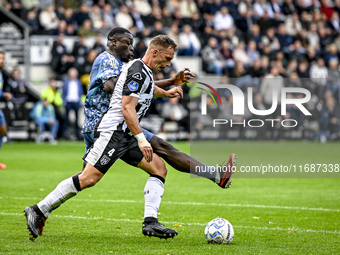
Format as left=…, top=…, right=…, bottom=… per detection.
left=1, top=196, right=339, bottom=212
left=1, top=212, right=340, bottom=235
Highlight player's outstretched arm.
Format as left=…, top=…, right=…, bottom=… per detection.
left=153, top=86, right=183, bottom=98
left=121, top=95, right=153, bottom=162
left=154, top=68, right=195, bottom=88
left=103, top=76, right=119, bottom=93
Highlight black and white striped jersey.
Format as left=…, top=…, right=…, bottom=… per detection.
left=96, top=58, right=154, bottom=132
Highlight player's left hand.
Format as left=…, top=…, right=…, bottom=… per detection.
left=166, top=86, right=183, bottom=98
left=171, top=68, right=195, bottom=85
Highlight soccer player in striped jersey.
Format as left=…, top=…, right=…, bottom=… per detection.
left=24, top=30, right=236, bottom=240
left=80, top=27, right=235, bottom=189
left=82, top=27, right=192, bottom=166
left=24, top=35, right=183, bottom=240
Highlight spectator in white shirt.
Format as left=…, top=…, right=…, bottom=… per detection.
left=310, top=57, right=328, bottom=98
left=285, top=12, right=302, bottom=36
left=180, top=0, right=198, bottom=19
left=213, top=6, right=234, bottom=31
left=178, top=25, right=201, bottom=56
left=247, top=40, right=261, bottom=66
left=90, top=5, right=104, bottom=30
left=261, top=27, right=281, bottom=51
left=233, top=42, right=251, bottom=66
left=307, top=23, right=320, bottom=50
left=39, top=5, right=59, bottom=33
left=134, top=0, right=152, bottom=16
left=102, top=4, right=115, bottom=28
left=253, top=0, right=274, bottom=18
left=115, top=5, right=134, bottom=30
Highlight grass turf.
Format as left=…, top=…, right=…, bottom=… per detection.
left=0, top=141, right=339, bottom=254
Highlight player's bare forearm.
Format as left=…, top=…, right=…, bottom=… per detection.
left=153, top=86, right=183, bottom=98
left=121, top=96, right=143, bottom=136
left=153, top=86, right=168, bottom=97
left=122, top=95, right=153, bottom=162
left=103, top=77, right=118, bottom=93
left=154, top=78, right=174, bottom=88
left=154, top=68, right=195, bottom=88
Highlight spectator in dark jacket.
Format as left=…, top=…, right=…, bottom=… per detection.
left=75, top=3, right=90, bottom=27
left=6, top=67, right=28, bottom=121
left=26, top=9, right=40, bottom=34
left=72, top=35, right=89, bottom=69
left=92, top=33, right=106, bottom=54
left=201, top=37, right=225, bottom=74
left=50, top=33, right=74, bottom=76
left=275, top=23, right=292, bottom=51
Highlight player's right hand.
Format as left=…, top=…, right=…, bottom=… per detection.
left=171, top=68, right=195, bottom=85
left=140, top=145, right=153, bottom=163
left=135, top=133, right=153, bottom=162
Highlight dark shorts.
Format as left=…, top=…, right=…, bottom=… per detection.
left=83, top=128, right=154, bottom=164
left=83, top=130, right=144, bottom=174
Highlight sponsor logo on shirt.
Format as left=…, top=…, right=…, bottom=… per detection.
left=128, top=81, right=139, bottom=91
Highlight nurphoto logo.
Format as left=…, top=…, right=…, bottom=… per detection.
left=199, top=83, right=311, bottom=128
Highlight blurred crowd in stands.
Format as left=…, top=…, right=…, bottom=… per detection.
left=1, top=0, right=340, bottom=141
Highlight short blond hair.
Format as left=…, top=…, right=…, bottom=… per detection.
left=147, top=35, right=178, bottom=53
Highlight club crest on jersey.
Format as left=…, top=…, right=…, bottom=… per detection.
left=100, top=155, right=110, bottom=165
left=128, top=81, right=139, bottom=91
left=132, top=72, right=142, bottom=80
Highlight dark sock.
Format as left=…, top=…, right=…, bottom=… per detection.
left=195, top=164, right=217, bottom=183
left=32, top=204, right=45, bottom=218
left=144, top=217, right=158, bottom=223
left=72, top=175, right=81, bottom=192
left=150, top=174, right=165, bottom=184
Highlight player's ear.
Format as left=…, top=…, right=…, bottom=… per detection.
left=111, top=38, right=118, bottom=47
left=107, top=39, right=116, bottom=49
left=152, top=49, right=159, bottom=58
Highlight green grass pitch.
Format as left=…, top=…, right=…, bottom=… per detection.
left=0, top=141, right=339, bottom=254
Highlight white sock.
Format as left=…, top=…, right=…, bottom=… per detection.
left=144, top=176, right=164, bottom=219
left=37, top=177, right=79, bottom=218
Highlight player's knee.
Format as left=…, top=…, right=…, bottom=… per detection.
left=79, top=172, right=101, bottom=189
left=154, top=157, right=167, bottom=178
left=87, top=178, right=98, bottom=188
left=159, top=161, right=167, bottom=177
left=155, top=167, right=167, bottom=179
left=81, top=177, right=99, bottom=188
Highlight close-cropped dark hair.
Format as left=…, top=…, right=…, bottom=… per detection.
left=149, top=35, right=178, bottom=53
left=107, top=27, right=131, bottom=40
